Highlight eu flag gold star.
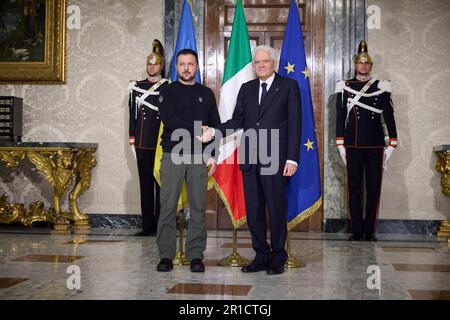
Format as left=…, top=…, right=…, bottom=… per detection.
left=304, top=138, right=314, bottom=151
left=302, top=68, right=310, bottom=79
left=284, top=62, right=295, bottom=75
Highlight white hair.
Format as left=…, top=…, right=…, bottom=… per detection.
left=252, top=45, right=276, bottom=61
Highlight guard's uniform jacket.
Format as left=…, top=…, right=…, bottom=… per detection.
left=335, top=78, right=397, bottom=148
left=128, top=78, right=168, bottom=235
left=128, top=79, right=168, bottom=149
left=335, top=78, right=398, bottom=237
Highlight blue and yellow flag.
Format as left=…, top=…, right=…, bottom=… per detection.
left=169, top=0, right=201, bottom=83
left=278, top=0, right=322, bottom=230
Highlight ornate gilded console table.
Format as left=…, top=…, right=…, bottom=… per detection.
left=0, top=142, right=97, bottom=231
left=434, top=145, right=450, bottom=244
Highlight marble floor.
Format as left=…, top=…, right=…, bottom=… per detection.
left=0, top=227, right=449, bottom=300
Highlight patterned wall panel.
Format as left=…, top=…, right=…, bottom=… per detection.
left=0, top=0, right=164, bottom=215
left=366, top=0, right=450, bottom=220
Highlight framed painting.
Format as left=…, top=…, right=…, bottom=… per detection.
left=0, top=0, right=66, bottom=84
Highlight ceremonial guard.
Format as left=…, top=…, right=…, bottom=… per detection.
left=128, top=39, right=168, bottom=236
left=335, top=41, right=398, bottom=241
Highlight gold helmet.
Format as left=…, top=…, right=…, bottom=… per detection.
left=354, top=40, right=373, bottom=64
left=147, top=39, right=165, bottom=67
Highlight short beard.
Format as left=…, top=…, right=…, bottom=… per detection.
left=179, top=73, right=195, bottom=83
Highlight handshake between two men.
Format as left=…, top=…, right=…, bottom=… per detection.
left=196, top=125, right=298, bottom=177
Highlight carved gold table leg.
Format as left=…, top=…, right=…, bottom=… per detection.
left=434, top=148, right=450, bottom=244
left=27, top=150, right=74, bottom=230
left=69, top=179, right=90, bottom=230
left=437, top=220, right=450, bottom=238
left=69, top=149, right=97, bottom=230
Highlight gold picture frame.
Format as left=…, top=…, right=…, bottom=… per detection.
left=0, top=0, right=66, bottom=84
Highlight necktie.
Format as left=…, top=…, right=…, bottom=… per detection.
left=260, top=82, right=268, bottom=106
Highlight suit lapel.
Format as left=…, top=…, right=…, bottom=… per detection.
left=251, top=79, right=260, bottom=119
left=258, top=74, right=281, bottom=119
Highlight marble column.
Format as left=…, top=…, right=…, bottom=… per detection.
left=323, top=0, right=367, bottom=227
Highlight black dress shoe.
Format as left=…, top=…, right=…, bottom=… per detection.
left=190, top=259, right=205, bottom=272
left=156, top=258, right=173, bottom=272
left=241, top=262, right=267, bottom=273
left=364, top=234, right=378, bottom=241
left=348, top=233, right=363, bottom=241
left=267, top=266, right=284, bottom=275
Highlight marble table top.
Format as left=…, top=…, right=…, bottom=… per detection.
left=434, top=145, right=450, bottom=152
left=0, top=142, right=98, bottom=148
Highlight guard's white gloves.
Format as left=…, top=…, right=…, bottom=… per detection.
left=383, top=146, right=395, bottom=170
left=337, top=145, right=346, bottom=167
left=131, top=145, right=137, bottom=160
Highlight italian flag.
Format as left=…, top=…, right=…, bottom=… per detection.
left=213, top=0, right=255, bottom=228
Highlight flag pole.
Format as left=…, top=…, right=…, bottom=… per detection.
left=218, top=227, right=251, bottom=267
left=285, top=230, right=305, bottom=268
left=173, top=210, right=189, bottom=266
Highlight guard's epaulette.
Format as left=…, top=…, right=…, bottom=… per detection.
left=127, top=80, right=137, bottom=92
left=377, top=80, right=392, bottom=93
left=334, top=80, right=346, bottom=93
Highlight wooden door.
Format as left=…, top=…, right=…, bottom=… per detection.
left=204, top=0, right=324, bottom=231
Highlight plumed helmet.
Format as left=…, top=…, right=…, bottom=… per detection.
left=147, top=39, right=165, bottom=67
left=354, top=40, right=373, bottom=64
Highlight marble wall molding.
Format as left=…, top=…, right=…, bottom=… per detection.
left=87, top=214, right=441, bottom=235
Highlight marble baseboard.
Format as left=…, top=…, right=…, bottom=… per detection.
left=324, top=219, right=441, bottom=235
left=88, top=214, right=141, bottom=228
left=87, top=214, right=441, bottom=235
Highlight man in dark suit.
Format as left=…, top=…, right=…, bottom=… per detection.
left=199, top=45, right=301, bottom=275
left=128, top=39, right=168, bottom=237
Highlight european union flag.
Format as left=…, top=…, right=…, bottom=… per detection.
left=169, top=0, right=202, bottom=83
left=278, top=0, right=322, bottom=230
